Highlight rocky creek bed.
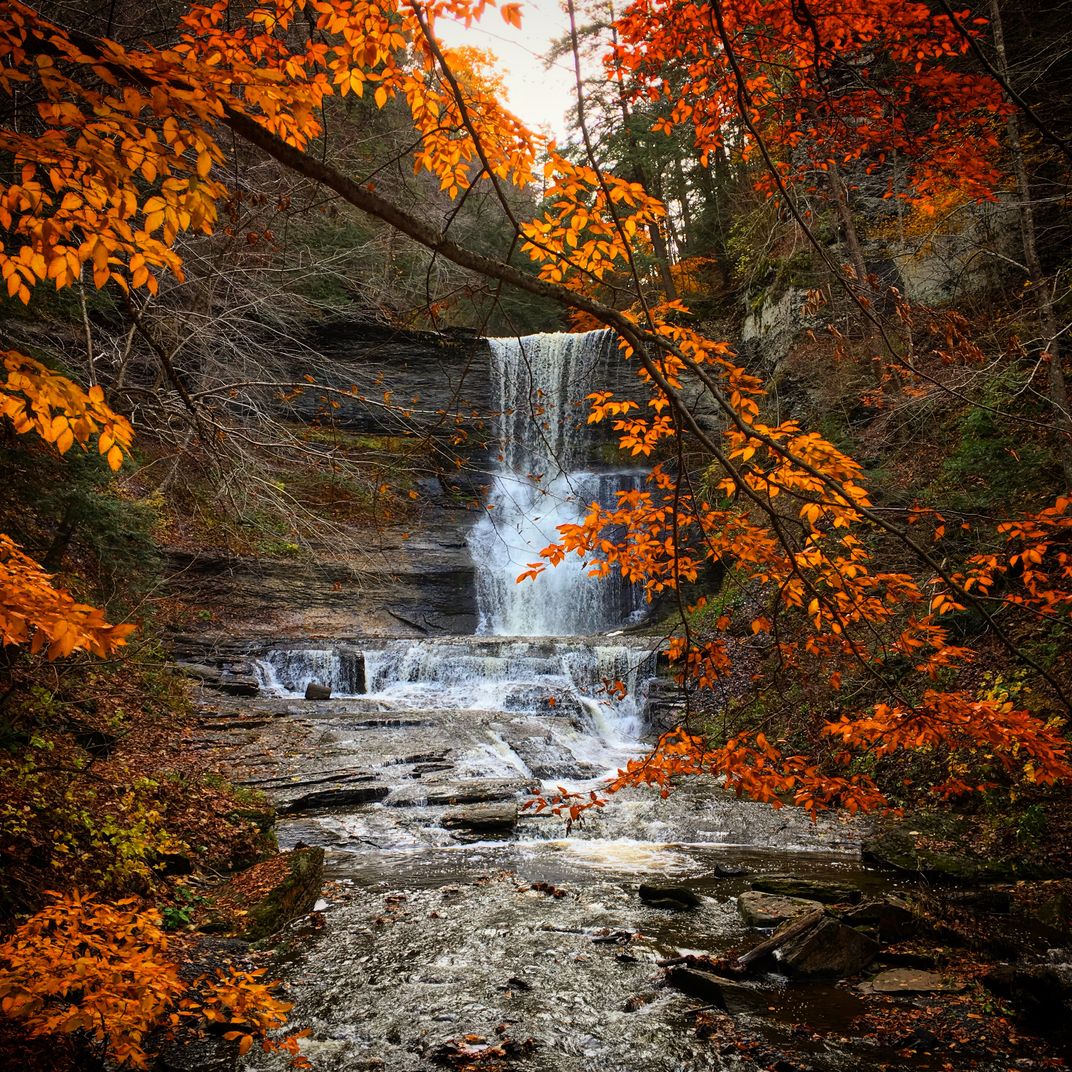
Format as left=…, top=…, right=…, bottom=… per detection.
left=165, top=641, right=1072, bottom=1072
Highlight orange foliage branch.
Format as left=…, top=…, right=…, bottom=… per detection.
left=0, top=891, right=306, bottom=1068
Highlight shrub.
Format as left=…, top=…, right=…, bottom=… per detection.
left=0, top=891, right=306, bottom=1068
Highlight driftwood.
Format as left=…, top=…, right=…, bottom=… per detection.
left=736, top=907, right=825, bottom=969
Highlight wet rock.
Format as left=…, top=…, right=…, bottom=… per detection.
left=841, top=895, right=916, bottom=940
left=750, top=874, right=862, bottom=905
left=738, top=890, right=824, bottom=928
left=179, top=661, right=260, bottom=696
left=623, top=991, right=659, bottom=1012
left=388, top=780, right=530, bottom=807
left=638, top=883, right=704, bottom=910
left=774, top=918, right=878, bottom=978
left=664, top=967, right=729, bottom=1007
left=441, top=802, right=518, bottom=835
left=985, top=962, right=1072, bottom=1023
left=305, top=681, right=332, bottom=700
left=278, top=782, right=390, bottom=813
left=869, top=968, right=965, bottom=994
left=712, top=862, right=750, bottom=878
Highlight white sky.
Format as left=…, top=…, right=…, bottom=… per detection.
left=436, top=1, right=579, bottom=140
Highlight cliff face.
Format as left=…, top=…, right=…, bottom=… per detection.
left=299, top=320, right=495, bottom=441
left=166, top=508, right=480, bottom=640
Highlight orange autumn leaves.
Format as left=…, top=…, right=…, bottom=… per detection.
left=0, top=891, right=305, bottom=1068
left=1, top=351, right=135, bottom=658
left=613, top=0, right=1008, bottom=209
left=0, top=0, right=537, bottom=304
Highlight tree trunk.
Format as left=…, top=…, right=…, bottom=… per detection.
left=825, top=164, right=883, bottom=382
left=988, top=0, right=1072, bottom=487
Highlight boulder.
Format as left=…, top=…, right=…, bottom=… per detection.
left=711, top=862, right=750, bottom=878
left=305, top=681, right=332, bottom=700
left=863, top=813, right=1055, bottom=882
left=664, top=967, right=728, bottom=1006
left=869, top=968, right=964, bottom=994
left=1010, top=879, right=1072, bottom=939
left=738, top=890, right=823, bottom=928
left=774, top=918, right=878, bottom=977
left=666, top=965, right=761, bottom=1005
left=442, top=802, right=518, bottom=835
left=639, top=883, right=704, bottom=910
left=841, top=896, right=916, bottom=941
left=750, top=874, right=862, bottom=905
left=985, top=962, right=1072, bottom=1024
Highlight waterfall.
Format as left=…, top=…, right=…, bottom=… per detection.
left=251, top=330, right=659, bottom=771
left=468, top=330, right=646, bottom=636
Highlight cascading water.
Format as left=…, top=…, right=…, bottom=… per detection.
left=254, top=329, right=657, bottom=775
left=469, top=330, right=647, bottom=637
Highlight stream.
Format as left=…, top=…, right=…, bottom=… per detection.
left=231, top=332, right=891, bottom=1071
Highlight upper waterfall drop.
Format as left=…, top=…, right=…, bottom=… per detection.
left=469, top=330, right=645, bottom=637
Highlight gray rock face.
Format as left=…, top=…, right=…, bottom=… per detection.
left=166, top=523, right=481, bottom=638
left=750, top=874, right=862, bottom=905
left=738, top=890, right=824, bottom=927
left=301, top=321, right=494, bottom=441
left=774, top=918, right=878, bottom=977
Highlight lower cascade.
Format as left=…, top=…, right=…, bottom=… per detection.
left=240, top=332, right=869, bottom=1072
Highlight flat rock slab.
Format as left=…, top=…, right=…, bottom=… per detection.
left=739, top=890, right=824, bottom=928
left=750, top=875, right=862, bottom=905
left=869, top=968, right=965, bottom=994
left=278, top=783, right=390, bottom=813
left=441, top=802, right=518, bottom=834
left=387, top=780, right=531, bottom=808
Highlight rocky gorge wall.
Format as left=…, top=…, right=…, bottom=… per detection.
left=164, top=321, right=652, bottom=643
